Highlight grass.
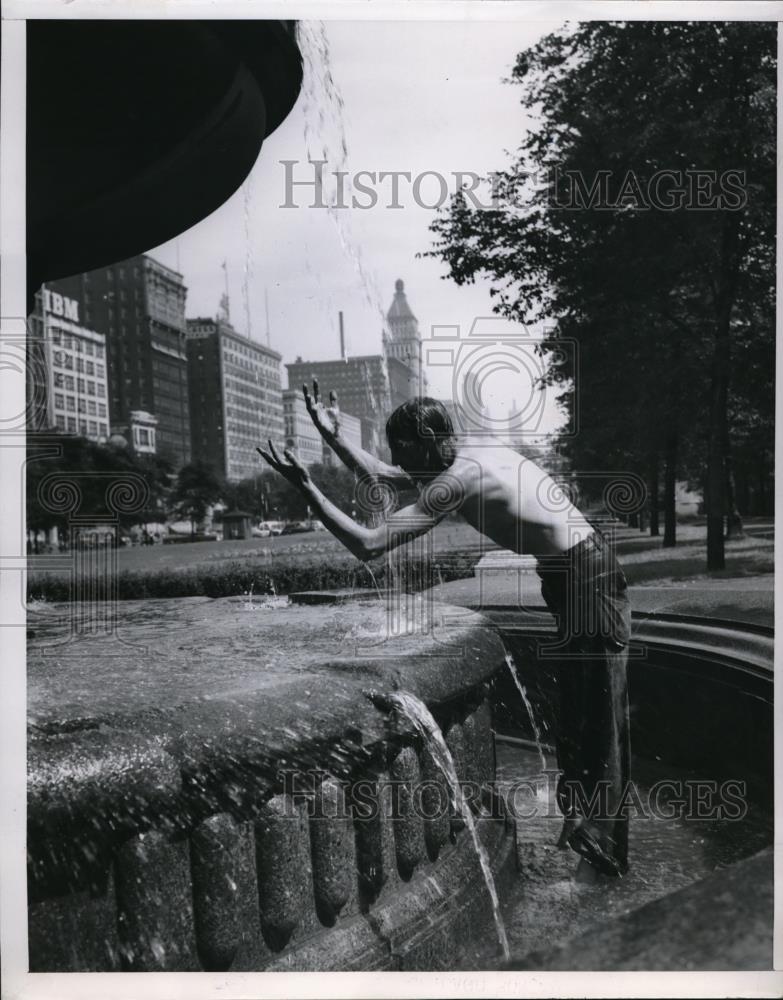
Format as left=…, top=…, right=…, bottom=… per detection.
left=26, top=519, right=489, bottom=602
left=26, top=518, right=773, bottom=603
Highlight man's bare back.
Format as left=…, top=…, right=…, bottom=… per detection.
left=435, top=435, right=595, bottom=560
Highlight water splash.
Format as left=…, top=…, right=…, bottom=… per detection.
left=242, top=172, right=254, bottom=342
left=242, top=581, right=255, bottom=611
left=295, top=21, right=388, bottom=333
left=363, top=561, right=383, bottom=601
left=504, top=652, right=548, bottom=774
left=384, top=691, right=510, bottom=962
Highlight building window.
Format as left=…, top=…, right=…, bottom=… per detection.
left=67, top=416, right=76, bottom=432
left=86, top=361, right=94, bottom=376
left=98, top=403, right=106, bottom=418
left=79, top=420, right=87, bottom=434
left=66, top=396, right=75, bottom=412
left=64, top=376, right=74, bottom=391
left=76, top=358, right=84, bottom=373
left=99, top=423, right=108, bottom=436
left=78, top=399, right=86, bottom=414
left=87, top=400, right=96, bottom=416
left=55, top=415, right=65, bottom=430
left=85, top=342, right=93, bottom=356
left=54, top=393, right=64, bottom=410
left=88, top=420, right=98, bottom=436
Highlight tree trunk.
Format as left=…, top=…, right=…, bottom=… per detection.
left=706, top=215, right=740, bottom=570
left=724, top=427, right=744, bottom=538
left=663, top=432, right=677, bottom=548
left=648, top=454, right=660, bottom=536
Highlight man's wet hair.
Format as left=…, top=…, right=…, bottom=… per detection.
left=386, top=397, right=455, bottom=446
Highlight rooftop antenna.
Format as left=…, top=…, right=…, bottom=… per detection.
left=265, top=288, right=271, bottom=347
left=219, top=259, right=230, bottom=323
left=339, top=310, right=346, bottom=359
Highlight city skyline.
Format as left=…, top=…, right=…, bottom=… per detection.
left=149, top=17, right=567, bottom=435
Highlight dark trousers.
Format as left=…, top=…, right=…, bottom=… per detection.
left=537, top=531, right=632, bottom=874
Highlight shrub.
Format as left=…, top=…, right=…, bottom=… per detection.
left=26, top=550, right=480, bottom=602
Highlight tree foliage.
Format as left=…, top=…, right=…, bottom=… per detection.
left=425, top=21, right=775, bottom=565
left=26, top=436, right=173, bottom=540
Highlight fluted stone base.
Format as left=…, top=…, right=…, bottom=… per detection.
left=27, top=596, right=513, bottom=971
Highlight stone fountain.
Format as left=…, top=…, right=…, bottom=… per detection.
left=27, top=595, right=516, bottom=971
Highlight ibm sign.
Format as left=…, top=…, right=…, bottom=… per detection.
left=44, top=289, right=79, bottom=323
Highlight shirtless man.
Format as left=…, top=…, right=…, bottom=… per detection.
left=258, top=386, right=632, bottom=877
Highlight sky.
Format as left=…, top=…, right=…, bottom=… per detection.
left=151, top=15, right=568, bottom=434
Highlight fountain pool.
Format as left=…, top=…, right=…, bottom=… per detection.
left=26, top=588, right=773, bottom=971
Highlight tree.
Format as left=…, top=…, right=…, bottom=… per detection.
left=171, top=461, right=224, bottom=535
left=26, top=435, right=175, bottom=547
left=424, top=21, right=775, bottom=568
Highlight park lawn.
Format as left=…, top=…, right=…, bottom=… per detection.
left=26, top=517, right=773, bottom=601
left=26, top=517, right=494, bottom=601
left=27, top=517, right=491, bottom=578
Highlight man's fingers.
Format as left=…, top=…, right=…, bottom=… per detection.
left=329, top=390, right=338, bottom=408
left=312, top=378, right=320, bottom=404
left=268, top=439, right=283, bottom=464
left=256, top=446, right=275, bottom=467
left=303, top=383, right=313, bottom=410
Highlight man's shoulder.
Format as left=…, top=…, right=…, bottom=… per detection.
left=456, top=436, right=530, bottom=467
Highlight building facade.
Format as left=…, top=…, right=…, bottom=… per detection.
left=186, top=316, right=283, bottom=482
left=46, top=255, right=192, bottom=467
left=282, top=389, right=323, bottom=467
left=27, top=287, right=111, bottom=441
left=282, top=388, right=363, bottom=468
left=285, top=355, right=391, bottom=458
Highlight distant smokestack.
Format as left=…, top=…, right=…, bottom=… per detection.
left=339, top=311, right=345, bottom=359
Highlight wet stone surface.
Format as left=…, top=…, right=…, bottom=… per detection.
left=27, top=593, right=511, bottom=973
left=27, top=596, right=502, bottom=731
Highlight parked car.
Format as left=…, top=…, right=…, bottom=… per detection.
left=281, top=520, right=315, bottom=535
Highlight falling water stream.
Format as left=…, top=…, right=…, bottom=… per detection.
left=384, top=691, right=511, bottom=962
left=295, top=21, right=388, bottom=329
left=504, top=652, right=548, bottom=774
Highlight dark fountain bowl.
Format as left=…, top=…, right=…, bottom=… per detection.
left=27, top=19, right=303, bottom=307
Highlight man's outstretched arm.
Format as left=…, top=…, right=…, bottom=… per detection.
left=303, top=381, right=413, bottom=486
left=257, top=441, right=448, bottom=561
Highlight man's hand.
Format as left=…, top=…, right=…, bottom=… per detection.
left=256, top=440, right=311, bottom=492
left=303, top=379, right=340, bottom=440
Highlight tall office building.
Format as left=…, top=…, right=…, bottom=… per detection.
left=186, top=316, right=283, bottom=482
left=26, top=286, right=110, bottom=441
left=46, top=255, right=191, bottom=466
left=383, top=279, right=426, bottom=408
